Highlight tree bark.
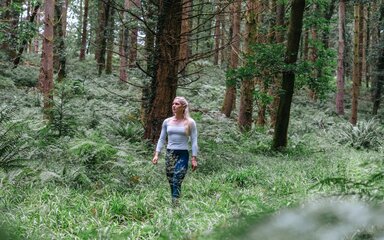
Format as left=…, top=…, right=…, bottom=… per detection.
left=308, top=4, right=318, bottom=101
left=213, top=2, right=221, bottom=65
left=54, top=0, right=66, bottom=82
left=143, top=0, right=183, bottom=143
left=96, top=0, right=110, bottom=75
left=106, top=5, right=115, bottom=75
left=238, top=0, right=257, bottom=131
left=255, top=1, right=267, bottom=126
left=372, top=1, right=384, bottom=115
left=34, top=8, right=41, bottom=54
left=350, top=3, right=362, bottom=126
left=336, top=0, right=346, bottom=115
left=38, top=0, right=55, bottom=121
left=178, top=0, right=192, bottom=75
left=269, top=0, right=285, bottom=128
left=141, top=1, right=156, bottom=124
left=62, top=0, right=69, bottom=37
left=119, top=0, right=130, bottom=82
left=372, top=47, right=384, bottom=115
left=79, top=0, right=89, bottom=60
left=221, top=0, right=241, bottom=117
left=128, top=0, right=141, bottom=68
left=272, top=0, right=305, bottom=150
left=321, top=1, right=337, bottom=48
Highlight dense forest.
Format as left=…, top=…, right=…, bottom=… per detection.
left=1, top=0, right=384, bottom=239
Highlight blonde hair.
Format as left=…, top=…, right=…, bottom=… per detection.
left=174, top=96, right=191, bottom=136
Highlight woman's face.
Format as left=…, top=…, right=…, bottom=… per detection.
left=172, top=100, right=185, bottom=115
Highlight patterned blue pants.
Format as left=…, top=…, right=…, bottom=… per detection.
left=165, top=149, right=189, bottom=200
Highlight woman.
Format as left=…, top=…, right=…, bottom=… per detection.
left=152, top=96, right=198, bottom=206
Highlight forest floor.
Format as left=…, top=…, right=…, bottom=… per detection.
left=0, top=55, right=384, bottom=239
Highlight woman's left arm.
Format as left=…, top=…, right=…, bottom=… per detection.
left=190, top=119, right=198, bottom=171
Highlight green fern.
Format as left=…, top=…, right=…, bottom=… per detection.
left=0, top=106, right=29, bottom=171
left=337, top=119, right=383, bottom=150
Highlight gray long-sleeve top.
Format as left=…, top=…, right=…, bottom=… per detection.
left=155, top=117, right=198, bottom=156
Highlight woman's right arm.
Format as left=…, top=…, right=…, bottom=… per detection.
left=152, top=119, right=167, bottom=164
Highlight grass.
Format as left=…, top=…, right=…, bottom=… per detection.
left=0, top=55, right=383, bottom=239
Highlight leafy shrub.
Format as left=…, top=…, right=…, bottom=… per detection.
left=108, top=115, right=143, bottom=143
left=0, top=76, right=15, bottom=89
left=11, top=66, right=39, bottom=87
left=336, top=119, right=383, bottom=150
left=0, top=107, right=30, bottom=171
left=69, top=134, right=118, bottom=167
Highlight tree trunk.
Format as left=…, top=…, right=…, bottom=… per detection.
left=34, top=8, right=41, bottom=53
left=308, top=6, right=318, bottom=101
left=336, top=0, right=346, bottom=115
left=119, top=0, right=130, bottom=82
left=213, top=2, right=221, bottom=65
left=62, top=0, right=68, bottom=37
left=79, top=0, right=89, bottom=60
left=321, top=1, right=337, bottom=48
left=358, top=4, right=364, bottom=86
left=221, top=0, right=241, bottom=118
left=255, top=1, right=267, bottom=126
left=238, top=0, right=257, bottom=131
left=350, top=3, right=362, bottom=126
left=269, top=0, right=285, bottom=128
left=106, top=5, right=115, bottom=75
left=54, top=0, right=66, bottom=82
left=143, top=0, right=183, bottom=143
left=372, top=1, right=384, bottom=115
left=178, top=0, right=192, bottom=75
left=96, top=0, right=110, bottom=75
left=272, top=0, right=305, bottom=150
left=38, top=0, right=55, bottom=121
left=219, top=4, right=227, bottom=66
left=141, top=2, right=156, bottom=125
left=362, top=6, right=368, bottom=87
left=372, top=46, right=384, bottom=115
left=128, top=0, right=141, bottom=68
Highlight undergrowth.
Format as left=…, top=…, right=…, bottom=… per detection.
left=0, top=56, right=383, bottom=239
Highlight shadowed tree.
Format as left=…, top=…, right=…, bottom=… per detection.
left=272, top=0, right=306, bottom=150
left=269, top=0, right=285, bottom=127
left=372, top=1, right=384, bottom=115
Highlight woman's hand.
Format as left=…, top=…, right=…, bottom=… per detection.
left=152, top=152, right=159, bottom=165
left=191, top=156, right=197, bottom=171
